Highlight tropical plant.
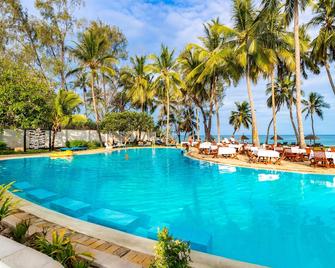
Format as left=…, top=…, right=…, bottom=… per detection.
left=10, top=219, right=30, bottom=243
left=0, top=182, right=18, bottom=222
left=121, top=55, right=155, bottom=112
left=69, top=27, right=117, bottom=145
left=0, top=141, right=7, bottom=150
left=309, top=0, right=335, bottom=95
left=229, top=101, right=252, bottom=135
left=216, top=0, right=277, bottom=146
left=34, top=230, right=93, bottom=268
left=149, top=45, right=183, bottom=144
left=51, top=89, right=86, bottom=149
left=302, top=92, right=330, bottom=141
left=100, top=111, right=154, bottom=144
left=186, top=19, right=233, bottom=142
left=265, top=75, right=299, bottom=143
left=150, top=227, right=191, bottom=268
left=283, top=0, right=312, bottom=148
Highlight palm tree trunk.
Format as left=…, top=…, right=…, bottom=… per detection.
left=311, top=114, right=315, bottom=145
left=294, top=0, right=306, bottom=148
left=246, top=60, right=260, bottom=147
left=265, top=118, right=274, bottom=144
left=271, top=70, right=277, bottom=146
left=83, top=88, right=88, bottom=118
left=196, top=108, right=199, bottom=141
left=289, top=101, right=299, bottom=144
left=214, top=79, right=220, bottom=143
left=166, top=86, right=170, bottom=145
left=325, top=63, right=335, bottom=95
left=90, top=71, right=103, bottom=146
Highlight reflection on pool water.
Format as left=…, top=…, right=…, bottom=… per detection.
left=1, top=148, right=335, bottom=268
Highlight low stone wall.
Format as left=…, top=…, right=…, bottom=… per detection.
left=0, top=129, right=156, bottom=149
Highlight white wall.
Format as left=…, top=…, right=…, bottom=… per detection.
left=0, top=129, right=156, bottom=149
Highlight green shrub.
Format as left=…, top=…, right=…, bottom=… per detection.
left=87, top=141, right=100, bottom=149
left=0, top=182, right=19, bottom=221
left=34, top=230, right=93, bottom=268
left=10, top=219, right=30, bottom=243
left=150, top=227, right=191, bottom=268
left=0, top=141, right=7, bottom=150
left=66, top=140, right=88, bottom=148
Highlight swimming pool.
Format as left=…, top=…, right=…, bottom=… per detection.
left=1, top=148, right=335, bottom=267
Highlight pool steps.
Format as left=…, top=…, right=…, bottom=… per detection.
left=23, top=187, right=212, bottom=253
left=14, top=181, right=35, bottom=191
left=88, top=208, right=140, bottom=232
left=26, top=189, right=58, bottom=203
left=50, top=197, right=91, bottom=217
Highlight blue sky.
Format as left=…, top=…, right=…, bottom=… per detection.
left=22, top=0, right=335, bottom=135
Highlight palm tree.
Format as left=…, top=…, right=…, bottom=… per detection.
left=186, top=19, right=233, bottom=142
left=302, top=92, right=330, bottom=142
left=284, top=0, right=311, bottom=148
left=73, top=72, right=89, bottom=117
left=309, top=0, right=335, bottom=95
left=265, top=75, right=299, bottom=143
left=260, top=1, right=295, bottom=146
left=229, top=101, right=252, bottom=135
left=149, top=45, right=182, bottom=144
left=217, top=0, right=276, bottom=146
left=51, top=89, right=86, bottom=149
left=121, top=55, right=155, bottom=112
left=69, top=28, right=116, bottom=145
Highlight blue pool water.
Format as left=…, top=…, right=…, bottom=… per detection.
left=1, top=148, right=335, bottom=267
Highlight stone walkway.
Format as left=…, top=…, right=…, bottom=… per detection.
left=2, top=210, right=153, bottom=268
left=0, top=235, right=62, bottom=268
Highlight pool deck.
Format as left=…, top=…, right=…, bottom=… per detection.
left=187, top=150, right=335, bottom=175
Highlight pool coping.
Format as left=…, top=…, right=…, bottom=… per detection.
left=9, top=195, right=263, bottom=268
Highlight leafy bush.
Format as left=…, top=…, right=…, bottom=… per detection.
left=0, top=182, right=18, bottom=221
left=34, top=230, right=93, bottom=268
left=10, top=219, right=30, bottom=243
left=150, top=227, right=191, bottom=268
left=65, top=140, right=101, bottom=149
left=0, top=141, right=6, bottom=150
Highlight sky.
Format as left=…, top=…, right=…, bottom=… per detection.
left=21, top=0, right=335, bottom=135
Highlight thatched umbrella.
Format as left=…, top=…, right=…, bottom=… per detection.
left=271, top=135, right=283, bottom=141
left=305, top=134, right=319, bottom=145
left=240, top=134, right=249, bottom=142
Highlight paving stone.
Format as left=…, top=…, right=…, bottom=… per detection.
left=0, top=236, right=25, bottom=258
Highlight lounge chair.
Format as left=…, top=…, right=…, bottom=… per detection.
left=274, top=153, right=286, bottom=165
left=310, top=151, right=330, bottom=168
left=246, top=150, right=257, bottom=163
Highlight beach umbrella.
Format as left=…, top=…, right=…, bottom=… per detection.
left=271, top=135, right=283, bottom=141
left=305, top=134, right=319, bottom=145
left=240, top=135, right=249, bottom=141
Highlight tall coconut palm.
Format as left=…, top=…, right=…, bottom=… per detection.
left=217, top=0, right=276, bottom=146
left=186, top=19, right=233, bottom=142
left=260, top=0, right=295, bottom=146
left=73, top=72, right=89, bottom=117
left=302, top=92, right=330, bottom=142
left=229, top=101, right=252, bottom=135
left=69, top=28, right=117, bottom=145
left=284, top=0, right=311, bottom=148
left=149, top=45, right=182, bottom=144
left=51, top=89, right=86, bottom=149
left=265, top=75, right=299, bottom=143
left=121, top=55, right=155, bottom=112
left=309, top=0, right=335, bottom=95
